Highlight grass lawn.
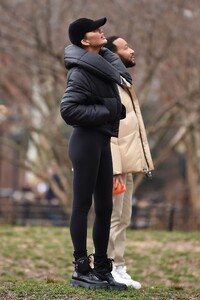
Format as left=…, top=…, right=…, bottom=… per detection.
left=0, top=225, right=199, bottom=299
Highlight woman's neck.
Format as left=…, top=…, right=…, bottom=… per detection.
left=83, top=45, right=101, bottom=54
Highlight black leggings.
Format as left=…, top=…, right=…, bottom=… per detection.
left=68, top=128, right=113, bottom=258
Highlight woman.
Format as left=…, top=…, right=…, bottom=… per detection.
left=60, top=17, right=131, bottom=290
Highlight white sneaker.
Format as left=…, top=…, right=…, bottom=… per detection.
left=112, top=269, right=131, bottom=286
left=112, top=265, right=141, bottom=289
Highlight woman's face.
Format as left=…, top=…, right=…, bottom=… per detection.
left=82, top=27, right=107, bottom=50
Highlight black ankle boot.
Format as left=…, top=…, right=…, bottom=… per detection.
left=71, top=256, right=108, bottom=289
left=93, top=258, right=127, bottom=290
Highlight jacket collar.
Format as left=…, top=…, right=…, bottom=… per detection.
left=64, top=45, right=124, bottom=86
left=100, top=47, right=132, bottom=85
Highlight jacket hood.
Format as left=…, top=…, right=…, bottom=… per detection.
left=64, top=45, right=130, bottom=86
left=100, top=47, right=132, bottom=84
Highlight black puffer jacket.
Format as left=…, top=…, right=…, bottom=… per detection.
left=60, top=45, right=132, bottom=137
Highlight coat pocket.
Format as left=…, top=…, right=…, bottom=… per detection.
left=103, top=97, right=118, bottom=122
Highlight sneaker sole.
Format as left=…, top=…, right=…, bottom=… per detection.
left=70, top=279, right=108, bottom=289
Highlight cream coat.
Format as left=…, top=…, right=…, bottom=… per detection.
left=111, top=78, right=154, bottom=175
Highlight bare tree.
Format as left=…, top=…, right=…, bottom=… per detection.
left=0, top=0, right=72, bottom=211
left=0, top=0, right=200, bottom=213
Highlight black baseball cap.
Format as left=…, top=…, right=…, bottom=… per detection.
left=68, top=17, right=107, bottom=47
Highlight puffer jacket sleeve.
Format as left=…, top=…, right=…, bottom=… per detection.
left=60, top=70, right=110, bottom=126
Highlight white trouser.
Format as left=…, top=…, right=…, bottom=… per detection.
left=108, top=173, right=134, bottom=266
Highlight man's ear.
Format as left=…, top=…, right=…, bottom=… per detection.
left=81, top=39, right=90, bottom=46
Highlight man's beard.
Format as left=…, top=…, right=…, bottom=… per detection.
left=120, top=56, right=136, bottom=68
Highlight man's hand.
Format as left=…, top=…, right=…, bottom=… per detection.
left=113, top=174, right=125, bottom=189
left=113, top=174, right=126, bottom=195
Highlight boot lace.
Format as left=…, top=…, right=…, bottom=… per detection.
left=94, top=257, right=114, bottom=273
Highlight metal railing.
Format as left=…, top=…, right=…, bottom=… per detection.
left=0, top=189, right=199, bottom=230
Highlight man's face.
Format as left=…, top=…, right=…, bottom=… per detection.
left=113, top=38, right=135, bottom=68
left=83, top=27, right=107, bottom=49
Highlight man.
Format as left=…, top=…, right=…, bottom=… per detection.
left=105, top=36, right=154, bottom=288
left=60, top=19, right=131, bottom=290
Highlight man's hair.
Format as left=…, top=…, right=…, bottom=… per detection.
left=104, top=36, right=119, bottom=52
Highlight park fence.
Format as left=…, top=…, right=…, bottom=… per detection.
left=0, top=188, right=68, bottom=226
left=0, top=188, right=199, bottom=230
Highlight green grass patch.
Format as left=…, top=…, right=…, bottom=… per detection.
left=0, top=225, right=199, bottom=299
